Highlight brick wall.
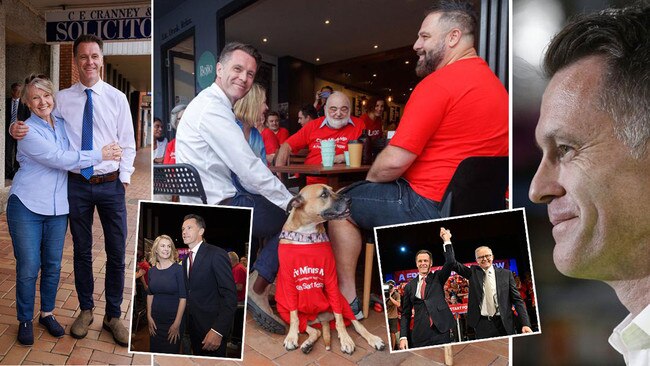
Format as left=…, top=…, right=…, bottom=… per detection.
left=59, top=44, right=79, bottom=89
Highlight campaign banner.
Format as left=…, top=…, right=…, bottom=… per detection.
left=46, top=6, right=152, bottom=43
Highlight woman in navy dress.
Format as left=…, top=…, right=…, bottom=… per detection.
left=146, top=235, right=187, bottom=354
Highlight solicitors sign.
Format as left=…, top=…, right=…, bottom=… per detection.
left=46, top=6, right=152, bottom=43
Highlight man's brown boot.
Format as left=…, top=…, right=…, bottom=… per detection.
left=70, top=309, right=93, bottom=339
left=103, top=315, right=129, bottom=347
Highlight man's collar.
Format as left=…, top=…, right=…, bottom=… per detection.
left=320, top=117, right=355, bottom=129
left=190, top=241, right=204, bottom=253
left=610, top=304, right=650, bottom=352
left=212, top=82, right=233, bottom=110
left=76, top=79, right=104, bottom=96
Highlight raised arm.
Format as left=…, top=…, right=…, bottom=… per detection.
left=440, top=227, right=472, bottom=279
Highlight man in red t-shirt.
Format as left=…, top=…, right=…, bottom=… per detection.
left=275, top=92, right=364, bottom=184
left=359, top=97, right=385, bottom=140
left=328, top=2, right=508, bottom=322
left=266, top=111, right=289, bottom=144
left=228, top=251, right=247, bottom=302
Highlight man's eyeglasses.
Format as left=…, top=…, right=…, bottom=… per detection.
left=476, top=254, right=493, bottom=261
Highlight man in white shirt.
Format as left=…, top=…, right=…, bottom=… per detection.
left=12, top=34, right=136, bottom=346
left=175, top=42, right=293, bottom=334
left=528, top=6, right=650, bottom=365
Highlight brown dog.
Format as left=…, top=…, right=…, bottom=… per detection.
left=275, top=184, right=385, bottom=354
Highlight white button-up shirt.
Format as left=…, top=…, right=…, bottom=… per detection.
left=54, top=79, right=136, bottom=183
left=176, top=83, right=293, bottom=209
left=609, top=305, right=650, bottom=366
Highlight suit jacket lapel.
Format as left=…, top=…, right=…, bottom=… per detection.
left=475, top=266, right=485, bottom=300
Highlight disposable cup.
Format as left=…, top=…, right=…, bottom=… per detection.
left=348, top=142, right=362, bottom=167
left=344, top=151, right=350, bottom=166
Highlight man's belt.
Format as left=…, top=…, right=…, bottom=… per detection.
left=69, top=170, right=119, bottom=184
left=480, top=315, right=501, bottom=321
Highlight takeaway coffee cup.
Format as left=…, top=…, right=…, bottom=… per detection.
left=348, top=141, right=362, bottom=167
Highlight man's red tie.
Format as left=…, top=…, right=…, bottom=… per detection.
left=420, top=276, right=426, bottom=298
left=421, top=277, right=434, bottom=327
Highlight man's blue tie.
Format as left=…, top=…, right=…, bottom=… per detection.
left=80, top=89, right=94, bottom=180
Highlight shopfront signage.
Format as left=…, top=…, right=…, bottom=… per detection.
left=46, top=6, right=152, bottom=43
left=197, top=51, right=216, bottom=90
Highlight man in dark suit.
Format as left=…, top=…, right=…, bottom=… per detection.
left=181, top=214, right=237, bottom=357
left=399, top=234, right=455, bottom=349
left=5, top=82, right=30, bottom=179
left=441, top=228, right=533, bottom=339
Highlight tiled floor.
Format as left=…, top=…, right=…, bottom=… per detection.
left=153, top=310, right=509, bottom=365
left=0, top=147, right=152, bottom=365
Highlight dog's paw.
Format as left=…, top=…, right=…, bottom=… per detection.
left=339, top=332, right=356, bottom=355
left=301, top=340, right=314, bottom=354
left=367, top=334, right=385, bottom=351
left=284, top=333, right=299, bottom=351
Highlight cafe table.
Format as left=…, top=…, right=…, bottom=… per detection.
left=269, top=164, right=371, bottom=190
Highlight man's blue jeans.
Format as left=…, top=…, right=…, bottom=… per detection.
left=229, top=191, right=286, bottom=284
left=6, top=195, right=67, bottom=322
left=341, top=179, right=441, bottom=229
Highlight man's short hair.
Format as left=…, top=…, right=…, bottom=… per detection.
left=183, top=214, right=206, bottom=230
left=11, top=82, right=22, bottom=90
left=474, top=246, right=493, bottom=258
left=425, top=0, right=478, bottom=37
left=321, top=85, right=334, bottom=92
left=415, top=249, right=433, bottom=262
left=73, top=34, right=103, bottom=57
left=267, top=111, right=280, bottom=120
left=299, top=104, right=318, bottom=119
left=544, top=5, right=650, bottom=158
left=218, top=42, right=262, bottom=71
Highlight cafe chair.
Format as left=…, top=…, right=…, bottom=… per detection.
left=439, top=156, right=508, bottom=217
left=153, top=163, right=208, bottom=204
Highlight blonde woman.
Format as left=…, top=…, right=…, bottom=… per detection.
left=6, top=75, right=121, bottom=346
left=146, top=235, right=186, bottom=354
left=233, top=82, right=276, bottom=163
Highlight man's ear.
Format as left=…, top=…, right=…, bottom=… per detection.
left=447, top=28, right=462, bottom=47
left=286, top=194, right=305, bottom=214
left=199, top=227, right=205, bottom=237
left=215, top=62, right=223, bottom=81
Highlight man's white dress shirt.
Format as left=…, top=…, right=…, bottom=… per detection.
left=55, top=79, right=136, bottom=183
left=176, top=82, right=292, bottom=209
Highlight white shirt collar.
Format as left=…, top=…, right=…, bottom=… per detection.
left=609, top=304, right=650, bottom=357
left=75, top=79, right=105, bottom=96
left=212, top=82, right=233, bottom=110
left=320, top=117, right=355, bottom=129
left=190, top=241, right=203, bottom=256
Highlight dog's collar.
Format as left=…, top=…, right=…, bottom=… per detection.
left=279, top=230, right=330, bottom=243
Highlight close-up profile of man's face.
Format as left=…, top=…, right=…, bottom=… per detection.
left=528, top=56, right=650, bottom=281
